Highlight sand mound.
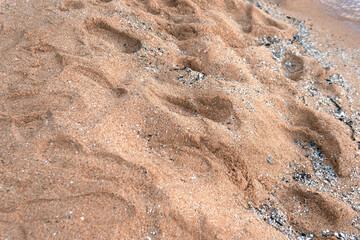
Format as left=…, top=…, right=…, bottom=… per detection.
left=0, top=0, right=359, bottom=239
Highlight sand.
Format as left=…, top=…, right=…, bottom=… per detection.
left=0, top=0, right=359, bottom=239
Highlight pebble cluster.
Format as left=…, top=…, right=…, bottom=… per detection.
left=248, top=0, right=360, bottom=239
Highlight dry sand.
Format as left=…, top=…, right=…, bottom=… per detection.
left=0, top=0, right=360, bottom=239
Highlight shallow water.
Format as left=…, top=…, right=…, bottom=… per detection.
left=319, top=0, right=360, bottom=33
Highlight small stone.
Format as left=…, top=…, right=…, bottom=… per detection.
left=334, top=232, right=345, bottom=239
left=80, top=216, right=85, bottom=221
left=267, top=156, right=274, bottom=163
left=256, top=2, right=263, bottom=9
left=322, top=230, right=330, bottom=237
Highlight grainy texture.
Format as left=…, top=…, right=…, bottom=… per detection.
left=0, top=0, right=359, bottom=239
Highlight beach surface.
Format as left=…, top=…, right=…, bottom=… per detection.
left=0, top=0, right=359, bottom=239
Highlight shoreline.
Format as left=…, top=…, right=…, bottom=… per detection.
left=270, top=0, right=360, bottom=124
left=267, top=0, right=360, bottom=49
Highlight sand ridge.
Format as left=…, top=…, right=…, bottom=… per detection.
left=0, top=0, right=359, bottom=239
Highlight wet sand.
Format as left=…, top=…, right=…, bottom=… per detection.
left=319, top=0, right=360, bottom=24
left=270, top=0, right=360, bottom=48
left=318, top=0, right=360, bottom=34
